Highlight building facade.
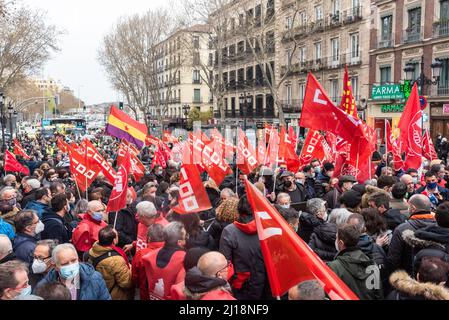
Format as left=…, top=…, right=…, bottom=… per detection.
left=148, top=25, right=213, bottom=129
left=369, top=0, right=449, bottom=143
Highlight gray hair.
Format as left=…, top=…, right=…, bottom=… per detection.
left=409, top=194, right=432, bottom=212
left=3, top=174, right=15, bottom=184
left=163, top=222, right=185, bottom=246
left=52, top=244, right=78, bottom=266
left=307, top=198, right=326, bottom=216
left=26, top=179, right=41, bottom=190
left=364, top=179, right=377, bottom=187
left=0, top=187, right=15, bottom=199
left=296, top=280, right=326, bottom=300
left=220, top=188, right=236, bottom=199
left=0, top=235, right=12, bottom=257
left=73, top=199, right=89, bottom=216
left=329, top=208, right=352, bottom=227
left=136, top=201, right=157, bottom=219
left=277, top=193, right=291, bottom=204
left=36, top=239, right=59, bottom=259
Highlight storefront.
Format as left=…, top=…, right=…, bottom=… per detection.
left=430, top=102, right=449, bottom=139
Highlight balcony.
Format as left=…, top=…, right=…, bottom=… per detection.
left=378, top=37, right=395, bottom=49
left=434, top=21, right=449, bottom=38
left=326, top=12, right=343, bottom=29
left=402, top=29, right=422, bottom=44
left=342, top=5, right=362, bottom=24
left=193, top=79, right=202, bottom=85
left=192, top=97, right=203, bottom=104
left=434, top=85, right=449, bottom=96
left=280, top=100, right=302, bottom=114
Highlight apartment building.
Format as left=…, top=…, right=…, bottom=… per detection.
left=148, top=24, right=213, bottom=129
left=211, top=0, right=280, bottom=129
left=369, top=0, right=449, bottom=141
left=278, top=0, right=370, bottom=125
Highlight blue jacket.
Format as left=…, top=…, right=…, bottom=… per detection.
left=24, top=201, right=52, bottom=220
left=416, top=186, right=449, bottom=205
left=0, top=217, right=15, bottom=241
left=36, top=263, right=111, bottom=300
left=13, top=233, right=37, bottom=265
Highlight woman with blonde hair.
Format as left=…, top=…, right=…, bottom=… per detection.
left=207, top=197, right=239, bottom=243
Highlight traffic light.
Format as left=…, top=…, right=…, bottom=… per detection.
left=119, top=102, right=124, bottom=110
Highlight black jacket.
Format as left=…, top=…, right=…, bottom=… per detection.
left=108, top=207, right=137, bottom=247
left=207, top=219, right=232, bottom=244
left=298, top=212, right=323, bottom=243
left=387, top=214, right=436, bottom=276
left=308, top=223, right=338, bottom=262
left=314, top=172, right=331, bottom=198
left=41, top=211, right=72, bottom=244
left=384, top=208, right=407, bottom=232
left=187, top=229, right=217, bottom=251
left=304, top=177, right=316, bottom=200
left=21, top=189, right=37, bottom=208
left=358, top=234, right=389, bottom=291
left=219, top=220, right=268, bottom=300
left=280, top=183, right=307, bottom=203
left=323, top=189, right=341, bottom=210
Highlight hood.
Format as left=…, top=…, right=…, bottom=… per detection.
left=313, top=223, right=337, bottom=244
left=358, top=235, right=375, bottom=253
left=299, top=212, right=322, bottom=229
left=390, top=271, right=449, bottom=300
left=88, top=242, right=113, bottom=258
left=407, top=219, right=436, bottom=230
left=156, top=245, right=184, bottom=269
left=316, top=172, right=330, bottom=182
left=402, top=229, right=447, bottom=250
left=26, top=200, right=48, bottom=210
left=233, top=220, right=257, bottom=235
left=184, top=267, right=229, bottom=299
left=335, top=248, right=375, bottom=280
left=415, top=225, right=449, bottom=245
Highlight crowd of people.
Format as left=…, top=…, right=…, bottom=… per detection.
left=1, top=132, right=449, bottom=301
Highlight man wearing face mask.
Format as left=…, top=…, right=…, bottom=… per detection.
left=3, top=174, right=18, bottom=189
left=71, top=201, right=108, bottom=255
left=29, top=240, right=58, bottom=289
left=324, top=175, right=357, bottom=210
left=303, top=165, right=317, bottom=199
left=35, top=244, right=111, bottom=300
left=184, top=251, right=236, bottom=300
left=12, top=210, right=45, bottom=265
left=0, top=187, right=21, bottom=226
left=41, top=194, right=72, bottom=244
left=314, top=162, right=335, bottom=198
left=417, top=171, right=449, bottom=206
left=0, top=260, right=33, bottom=300
left=278, top=171, right=306, bottom=204
left=25, top=187, right=52, bottom=220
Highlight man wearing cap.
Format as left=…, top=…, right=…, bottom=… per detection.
left=278, top=171, right=307, bottom=204
left=324, top=175, right=357, bottom=210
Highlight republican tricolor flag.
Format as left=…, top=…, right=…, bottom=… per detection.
left=106, top=106, right=148, bottom=149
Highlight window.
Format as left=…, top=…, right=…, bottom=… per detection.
left=299, top=83, right=305, bottom=103
left=193, top=36, right=200, bottom=49
left=438, top=58, right=449, bottom=93
left=351, top=76, right=359, bottom=100
left=287, top=85, right=292, bottom=104
left=315, top=6, right=323, bottom=21
left=331, top=0, right=340, bottom=16
left=299, top=11, right=306, bottom=25
left=380, top=66, right=391, bottom=84
left=331, top=38, right=340, bottom=62
left=299, top=46, right=306, bottom=63
left=331, top=79, right=339, bottom=102
left=193, top=89, right=201, bottom=103
left=407, top=7, right=421, bottom=42
left=286, top=48, right=292, bottom=67
left=315, top=42, right=322, bottom=60
left=193, top=70, right=201, bottom=84
left=441, top=0, right=449, bottom=20
left=380, top=15, right=393, bottom=45
left=286, top=16, right=293, bottom=29
left=351, top=33, right=360, bottom=59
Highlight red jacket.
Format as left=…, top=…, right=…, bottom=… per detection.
left=170, top=280, right=186, bottom=301
left=142, top=246, right=185, bottom=300
left=131, top=242, right=164, bottom=300
left=201, top=289, right=236, bottom=301
left=72, top=214, right=108, bottom=252
left=135, top=216, right=170, bottom=252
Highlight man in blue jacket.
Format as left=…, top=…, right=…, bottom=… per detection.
left=24, top=188, right=52, bottom=220
left=35, top=243, right=111, bottom=300
left=13, top=210, right=45, bottom=265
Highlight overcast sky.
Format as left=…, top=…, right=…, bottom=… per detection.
left=22, top=0, right=168, bottom=105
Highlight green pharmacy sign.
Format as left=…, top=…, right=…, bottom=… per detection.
left=372, top=81, right=413, bottom=101
left=381, top=104, right=405, bottom=113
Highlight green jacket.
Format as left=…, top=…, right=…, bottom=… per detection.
left=327, top=247, right=383, bottom=300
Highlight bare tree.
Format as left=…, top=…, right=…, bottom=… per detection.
left=98, top=8, right=182, bottom=127
left=0, top=6, right=62, bottom=93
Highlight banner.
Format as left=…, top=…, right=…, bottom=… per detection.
left=4, top=150, right=30, bottom=175
left=107, top=151, right=131, bottom=213
left=84, top=139, right=117, bottom=184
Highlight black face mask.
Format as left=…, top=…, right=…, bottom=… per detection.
left=284, top=181, right=293, bottom=188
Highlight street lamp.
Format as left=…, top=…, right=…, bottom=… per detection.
left=183, top=104, right=190, bottom=129
left=239, top=93, right=251, bottom=131
left=0, top=92, right=5, bottom=151
left=7, top=102, right=13, bottom=139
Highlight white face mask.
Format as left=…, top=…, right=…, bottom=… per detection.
left=335, top=239, right=340, bottom=252
left=32, top=259, right=48, bottom=274
left=35, top=221, right=45, bottom=235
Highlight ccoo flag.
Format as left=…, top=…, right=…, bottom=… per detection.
left=106, top=106, right=148, bottom=149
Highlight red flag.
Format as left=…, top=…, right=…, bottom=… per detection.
left=210, top=128, right=235, bottom=159
left=4, top=150, right=30, bottom=175
left=68, top=144, right=100, bottom=192
left=298, top=130, right=329, bottom=168
left=386, top=120, right=404, bottom=171
left=423, top=130, right=438, bottom=161
left=279, top=127, right=300, bottom=172
left=398, top=83, right=423, bottom=170
left=288, top=126, right=298, bottom=149
left=173, top=152, right=212, bottom=214
left=300, top=73, right=365, bottom=143
left=151, top=147, right=167, bottom=169
left=84, top=139, right=117, bottom=184
left=117, top=144, right=145, bottom=182
left=245, top=179, right=359, bottom=300
left=257, top=139, right=267, bottom=165
left=13, top=140, right=30, bottom=160
left=107, top=151, right=131, bottom=213
left=192, top=132, right=233, bottom=186
left=266, top=127, right=279, bottom=168
left=146, top=135, right=161, bottom=147
left=57, top=138, right=69, bottom=153
left=236, top=128, right=258, bottom=175
left=339, top=65, right=359, bottom=118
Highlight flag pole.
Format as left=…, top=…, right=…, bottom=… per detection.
left=385, top=120, right=388, bottom=157
left=113, top=211, right=118, bottom=230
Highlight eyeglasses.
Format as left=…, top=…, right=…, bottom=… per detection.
left=33, top=255, right=51, bottom=260
left=215, top=261, right=231, bottom=277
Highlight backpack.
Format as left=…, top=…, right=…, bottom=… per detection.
left=88, top=250, right=121, bottom=269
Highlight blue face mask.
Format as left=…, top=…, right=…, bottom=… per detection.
left=92, top=212, right=103, bottom=222
left=59, top=262, right=80, bottom=280
left=314, top=167, right=322, bottom=174
left=18, top=285, right=32, bottom=298
left=427, top=182, right=438, bottom=190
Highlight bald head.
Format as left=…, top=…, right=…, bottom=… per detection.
left=409, top=194, right=432, bottom=213
left=197, top=252, right=228, bottom=278
left=0, top=235, right=12, bottom=260
left=87, top=200, right=106, bottom=213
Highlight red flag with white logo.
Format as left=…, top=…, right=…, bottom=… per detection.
left=279, top=126, right=300, bottom=172
left=386, top=120, right=404, bottom=171
left=422, top=129, right=438, bottom=161
left=4, top=150, right=30, bottom=175
left=398, top=83, right=423, bottom=170
left=107, top=151, right=131, bottom=213
left=173, top=152, right=212, bottom=215
left=57, top=138, right=69, bottom=154
left=68, top=144, right=100, bottom=192
left=245, top=179, right=359, bottom=300
left=236, top=128, right=259, bottom=175
left=298, top=130, right=327, bottom=168
left=84, top=139, right=117, bottom=184
left=13, top=140, right=31, bottom=160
